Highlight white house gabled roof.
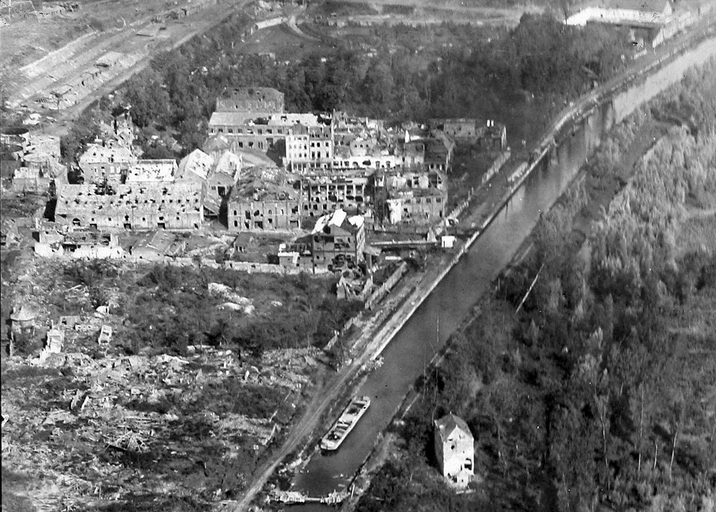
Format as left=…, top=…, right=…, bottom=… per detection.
left=435, top=414, right=472, bottom=443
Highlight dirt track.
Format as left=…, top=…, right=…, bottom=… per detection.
left=2, top=0, right=253, bottom=136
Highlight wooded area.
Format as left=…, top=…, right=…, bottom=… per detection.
left=357, top=61, right=716, bottom=512
left=60, top=13, right=630, bottom=161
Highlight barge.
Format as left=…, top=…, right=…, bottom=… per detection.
left=320, top=396, right=371, bottom=451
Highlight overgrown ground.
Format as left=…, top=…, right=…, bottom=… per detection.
left=0, top=257, right=363, bottom=510
left=355, top=58, right=716, bottom=512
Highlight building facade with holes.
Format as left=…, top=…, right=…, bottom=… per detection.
left=55, top=181, right=204, bottom=230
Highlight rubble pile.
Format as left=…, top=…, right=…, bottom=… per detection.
left=2, top=342, right=318, bottom=509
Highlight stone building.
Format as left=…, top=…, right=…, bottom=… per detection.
left=373, top=168, right=447, bottom=226
left=284, top=124, right=334, bottom=172
left=428, top=118, right=480, bottom=140
left=298, top=170, right=372, bottom=218
left=55, top=181, right=204, bottom=230
left=34, top=226, right=122, bottom=259
left=209, top=87, right=317, bottom=153
left=424, top=133, right=455, bottom=172
left=207, top=112, right=320, bottom=151
left=78, top=142, right=136, bottom=185
left=311, top=209, right=365, bottom=269
left=434, top=414, right=474, bottom=488
left=227, top=184, right=301, bottom=231
left=215, top=87, right=285, bottom=114
left=11, top=133, right=65, bottom=193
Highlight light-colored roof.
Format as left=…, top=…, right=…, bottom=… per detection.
left=126, top=159, right=177, bottom=182
left=10, top=305, right=36, bottom=322
left=435, top=414, right=472, bottom=443
left=214, top=151, right=242, bottom=178
left=312, top=209, right=364, bottom=235
left=209, top=112, right=256, bottom=127
left=79, top=143, right=134, bottom=164
left=178, top=149, right=214, bottom=181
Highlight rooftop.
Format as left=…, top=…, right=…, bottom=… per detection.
left=178, top=149, right=214, bottom=181
left=312, top=209, right=364, bottom=234
left=126, top=159, right=177, bottom=182
left=435, top=414, right=472, bottom=443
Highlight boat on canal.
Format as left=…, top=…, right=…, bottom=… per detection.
left=320, top=396, right=370, bottom=451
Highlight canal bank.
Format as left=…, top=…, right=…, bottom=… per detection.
left=287, top=33, right=716, bottom=510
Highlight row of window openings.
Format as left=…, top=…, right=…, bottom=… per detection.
left=401, top=197, right=442, bottom=204
left=215, top=127, right=284, bottom=135
left=73, top=214, right=185, bottom=223
left=70, top=197, right=197, bottom=204
left=290, top=152, right=331, bottom=160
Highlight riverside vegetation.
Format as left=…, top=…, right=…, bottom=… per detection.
left=356, top=60, right=716, bottom=512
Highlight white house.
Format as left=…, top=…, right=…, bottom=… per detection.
left=434, top=414, right=474, bottom=488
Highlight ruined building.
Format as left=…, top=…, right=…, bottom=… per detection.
left=215, top=87, right=285, bottom=114
left=34, top=225, right=122, bottom=259
left=55, top=181, right=204, bottom=230
left=208, top=87, right=322, bottom=152
left=208, top=112, right=321, bottom=152
left=429, top=119, right=506, bottom=153
left=373, top=168, right=447, bottom=226
left=227, top=184, right=301, bottom=231
left=11, top=133, right=65, bottom=193
left=298, top=170, right=372, bottom=218
left=284, top=124, right=334, bottom=172
left=78, top=142, right=136, bottom=185
left=311, top=209, right=365, bottom=269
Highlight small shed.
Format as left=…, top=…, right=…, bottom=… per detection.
left=46, top=327, right=65, bottom=353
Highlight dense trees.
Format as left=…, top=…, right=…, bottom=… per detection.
left=88, top=12, right=630, bottom=158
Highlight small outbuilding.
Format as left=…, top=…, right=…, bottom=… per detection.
left=434, top=413, right=474, bottom=488
left=9, top=305, right=37, bottom=341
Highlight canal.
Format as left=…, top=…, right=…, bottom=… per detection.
left=282, top=33, right=716, bottom=512
left=290, top=99, right=611, bottom=507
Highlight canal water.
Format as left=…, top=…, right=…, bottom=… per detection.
left=290, top=100, right=611, bottom=509
left=286, top=36, right=716, bottom=511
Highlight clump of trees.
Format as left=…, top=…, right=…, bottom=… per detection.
left=122, top=264, right=361, bottom=358
left=67, top=12, right=630, bottom=161
left=357, top=60, right=716, bottom=512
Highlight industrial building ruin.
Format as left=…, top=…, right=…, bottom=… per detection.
left=54, top=181, right=204, bottom=230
